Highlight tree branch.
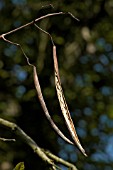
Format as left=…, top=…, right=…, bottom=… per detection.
left=0, top=12, right=62, bottom=38
left=43, top=149, right=78, bottom=170
left=0, top=118, right=56, bottom=170
left=0, top=11, right=78, bottom=39
left=0, top=118, right=78, bottom=170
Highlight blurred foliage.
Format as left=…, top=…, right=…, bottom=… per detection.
left=13, top=162, right=25, bottom=170
left=0, top=0, right=113, bottom=170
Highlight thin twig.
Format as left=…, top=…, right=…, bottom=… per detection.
left=0, top=12, right=62, bottom=38
left=67, top=12, right=80, bottom=21
left=0, top=137, right=15, bottom=142
left=0, top=11, right=79, bottom=38
left=43, top=149, right=78, bottom=170
left=34, top=23, right=54, bottom=46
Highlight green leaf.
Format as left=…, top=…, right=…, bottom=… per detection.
left=13, top=162, right=25, bottom=170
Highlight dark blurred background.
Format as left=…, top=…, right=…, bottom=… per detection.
left=0, top=0, right=113, bottom=170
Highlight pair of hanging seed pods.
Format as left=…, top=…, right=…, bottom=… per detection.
left=30, top=26, right=87, bottom=156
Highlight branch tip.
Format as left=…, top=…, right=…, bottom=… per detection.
left=67, top=12, right=80, bottom=21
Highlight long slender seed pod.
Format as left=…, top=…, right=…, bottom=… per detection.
left=53, top=45, right=87, bottom=157
left=32, top=65, right=74, bottom=145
